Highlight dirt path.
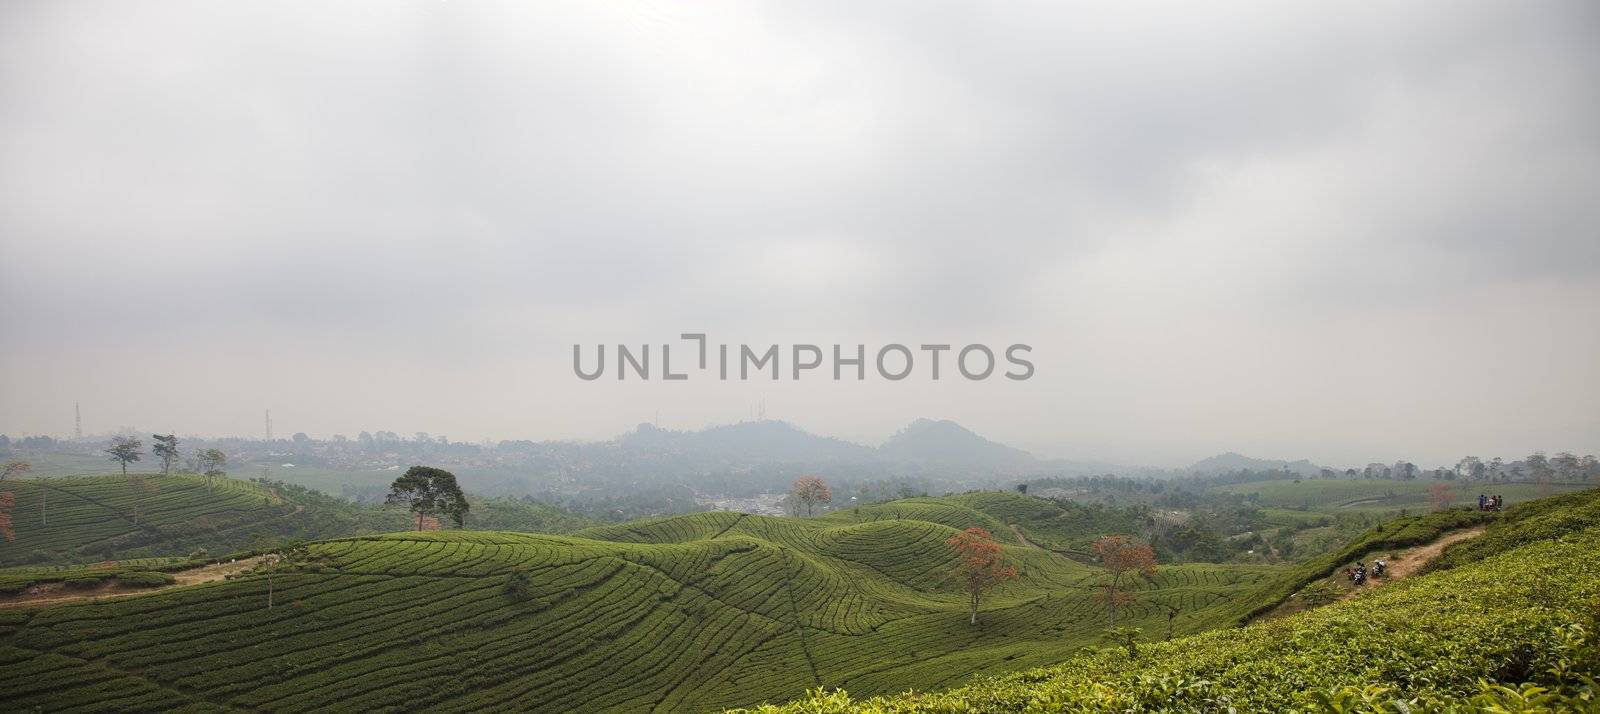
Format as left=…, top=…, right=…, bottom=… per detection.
left=1008, top=524, right=1036, bottom=548
left=1008, top=524, right=1094, bottom=563
left=1340, top=525, right=1486, bottom=600
left=0, top=555, right=274, bottom=610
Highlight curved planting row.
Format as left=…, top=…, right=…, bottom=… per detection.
left=0, top=475, right=300, bottom=566
left=1, top=495, right=1289, bottom=712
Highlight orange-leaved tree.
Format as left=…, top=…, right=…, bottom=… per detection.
left=790, top=475, right=831, bottom=516
left=1429, top=481, right=1455, bottom=511
left=946, top=527, right=1018, bottom=625
left=0, top=460, right=31, bottom=480
left=0, top=490, right=15, bottom=541
left=1091, top=534, right=1157, bottom=628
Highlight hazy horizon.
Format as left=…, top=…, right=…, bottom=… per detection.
left=3, top=1, right=1598, bottom=469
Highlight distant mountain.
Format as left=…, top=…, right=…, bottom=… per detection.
left=618, top=418, right=1039, bottom=474
left=1188, top=452, right=1328, bottom=477
left=619, top=420, right=876, bottom=462
left=879, top=418, right=1036, bottom=470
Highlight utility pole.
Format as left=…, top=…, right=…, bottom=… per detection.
left=74, top=402, right=83, bottom=440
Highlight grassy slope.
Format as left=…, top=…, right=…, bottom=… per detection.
left=0, top=474, right=302, bottom=566
left=0, top=474, right=594, bottom=567
left=1212, top=477, right=1590, bottom=512
left=0, top=494, right=1272, bottom=713
left=1220, top=506, right=1495, bottom=624
left=738, top=488, right=1600, bottom=713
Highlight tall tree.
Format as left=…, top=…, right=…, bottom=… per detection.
left=105, top=436, right=142, bottom=475
left=151, top=434, right=179, bottom=475
left=790, top=475, right=832, bottom=516
left=385, top=466, right=469, bottom=530
left=1525, top=452, right=1550, bottom=479
left=1091, top=534, right=1157, bottom=628
left=1527, top=452, right=1552, bottom=496
left=945, top=527, right=1017, bottom=625
left=0, top=460, right=31, bottom=480
left=259, top=541, right=308, bottom=610
left=1550, top=452, right=1580, bottom=480
left=197, top=449, right=228, bottom=491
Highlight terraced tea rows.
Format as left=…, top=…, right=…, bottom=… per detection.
left=0, top=501, right=1274, bottom=712
left=0, top=475, right=290, bottom=565
left=741, top=487, right=1600, bottom=713
left=0, top=474, right=595, bottom=567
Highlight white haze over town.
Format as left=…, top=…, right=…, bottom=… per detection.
left=2, top=1, right=1597, bottom=469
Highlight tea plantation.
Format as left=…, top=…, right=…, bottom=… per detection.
left=738, top=488, right=1600, bottom=713
left=0, top=473, right=593, bottom=566
left=0, top=498, right=1274, bottom=712
left=0, top=474, right=299, bottom=566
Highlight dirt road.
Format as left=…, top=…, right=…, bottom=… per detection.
left=0, top=555, right=273, bottom=610
left=1340, top=525, right=1486, bottom=600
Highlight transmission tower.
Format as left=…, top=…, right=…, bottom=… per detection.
left=74, top=401, right=83, bottom=440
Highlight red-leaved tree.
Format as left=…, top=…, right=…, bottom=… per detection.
left=946, top=527, right=1018, bottom=625
left=0, top=460, right=31, bottom=480
left=790, top=476, right=832, bottom=516
left=1429, top=481, right=1455, bottom=512
left=0, top=491, right=16, bottom=542
left=1092, top=535, right=1157, bottom=628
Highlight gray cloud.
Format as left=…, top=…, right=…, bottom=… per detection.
left=2, top=0, right=1596, bottom=466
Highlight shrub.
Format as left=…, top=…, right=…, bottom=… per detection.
left=503, top=570, right=531, bottom=601
left=62, top=574, right=111, bottom=589
left=114, top=571, right=176, bottom=588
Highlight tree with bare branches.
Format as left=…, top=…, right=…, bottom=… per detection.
left=0, top=491, right=15, bottom=542
left=0, top=460, right=30, bottom=480
left=1091, top=535, right=1157, bottom=628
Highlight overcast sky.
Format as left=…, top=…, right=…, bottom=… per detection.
left=2, top=1, right=1597, bottom=467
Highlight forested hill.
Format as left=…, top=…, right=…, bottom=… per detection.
left=0, top=473, right=593, bottom=566
left=0, top=492, right=1273, bottom=712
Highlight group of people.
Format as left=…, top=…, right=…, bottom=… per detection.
left=1344, top=559, right=1386, bottom=586
left=1478, top=494, right=1505, bottom=511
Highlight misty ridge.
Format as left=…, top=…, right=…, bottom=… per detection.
left=7, top=421, right=1592, bottom=518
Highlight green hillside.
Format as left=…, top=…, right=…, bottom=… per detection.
left=0, top=474, right=305, bottom=566
left=0, top=474, right=594, bottom=566
left=1212, top=477, right=1590, bottom=512
left=738, top=488, right=1600, bottom=713
left=0, top=496, right=1274, bottom=712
